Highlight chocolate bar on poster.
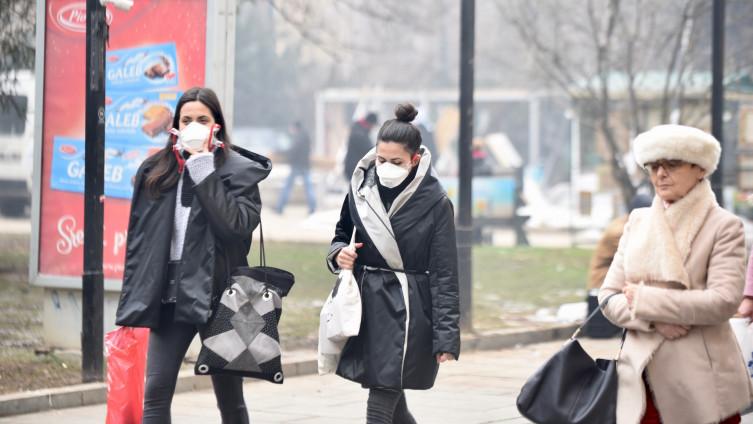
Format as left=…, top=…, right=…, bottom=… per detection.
left=106, top=42, right=179, bottom=92
left=105, top=91, right=181, bottom=145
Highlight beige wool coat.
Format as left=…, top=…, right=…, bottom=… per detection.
left=600, top=180, right=753, bottom=424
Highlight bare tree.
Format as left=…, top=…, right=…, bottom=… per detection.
left=241, top=0, right=442, bottom=61
left=497, top=0, right=708, bottom=206
left=234, top=0, right=455, bottom=128
left=0, top=0, right=35, bottom=116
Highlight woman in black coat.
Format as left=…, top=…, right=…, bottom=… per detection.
left=327, top=103, right=461, bottom=423
left=115, top=87, right=271, bottom=423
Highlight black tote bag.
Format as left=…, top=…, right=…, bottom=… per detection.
left=195, top=223, right=294, bottom=384
left=516, top=293, right=623, bottom=424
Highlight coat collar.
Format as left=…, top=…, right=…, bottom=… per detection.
left=624, top=179, right=717, bottom=289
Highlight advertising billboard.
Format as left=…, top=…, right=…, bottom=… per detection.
left=33, top=0, right=208, bottom=285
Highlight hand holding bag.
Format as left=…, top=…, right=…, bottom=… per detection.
left=325, top=228, right=362, bottom=342
left=318, top=228, right=361, bottom=374
left=195, top=223, right=294, bottom=384
left=516, top=293, right=623, bottom=424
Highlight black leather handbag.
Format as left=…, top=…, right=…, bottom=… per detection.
left=516, top=293, right=624, bottom=424
left=195, top=223, right=294, bottom=384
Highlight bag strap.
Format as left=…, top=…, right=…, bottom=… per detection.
left=570, top=292, right=620, bottom=340
left=258, top=220, right=266, bottom=267
left=616, top=327, right=628, bottom=360
left=256, top=221, right=272, bottom=296
left=349, top=227, right=357, bottom=248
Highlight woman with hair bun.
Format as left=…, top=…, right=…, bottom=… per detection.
left=326, top=103, right=461, bottom=423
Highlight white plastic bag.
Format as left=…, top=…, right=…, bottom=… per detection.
left=730, top=317, right=753, bottom=379
left=325, top=229, right=362, bottom=342
left=317, top=229, right=362, bottom=375
left=317, top=291, right=346, bottom=375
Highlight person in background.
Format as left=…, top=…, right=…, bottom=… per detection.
left=276, top=121, right=316, bottom=215
left=471, top=140, right=495, bottom=176
left=415, top=121, right=437, bottom=166
left=327, top=104, right=460, bottom=424
left=583, top=193, right=652, bottom=338
left=599, top=124, right=752, bottom=424
left=344, top=112, right=378, bottom=181
left=115, top=87, right=271, bottom=424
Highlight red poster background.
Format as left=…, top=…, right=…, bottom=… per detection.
left=39, top=0, right=207, bottom=280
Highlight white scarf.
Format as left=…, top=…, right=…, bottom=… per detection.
left=623, top=179, right=717, bottom=289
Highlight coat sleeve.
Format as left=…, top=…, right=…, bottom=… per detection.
left=598, top=213, right=654, bottom=332
left=428, top=197, right=461, bottom=359
left=326, top=195, right=352, bottom=274
left=125, top=160, right=147, bottom=233
left=192, top=160, right=262, bottom=243
left=122, top=158, right=152, bottom=260
left=631, top=217, right=746, bottom=326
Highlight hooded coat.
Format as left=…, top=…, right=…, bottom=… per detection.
left=327, top=147, right=461, bottom=390
left=116, top=146, right=271, bottom=328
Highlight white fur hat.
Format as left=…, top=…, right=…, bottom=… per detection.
left=632, top=124, right=721, bottom=177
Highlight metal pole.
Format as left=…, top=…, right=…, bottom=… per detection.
left=711, top=0, right=725, bottom=205
left=569, top=114, right=580, bottom=247
left=82, top=0, right=107, bottom=383
left=458, top=0, right=475, bottom=332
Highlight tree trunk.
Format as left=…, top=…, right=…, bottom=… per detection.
left=600, top=122, right=637, bottom=206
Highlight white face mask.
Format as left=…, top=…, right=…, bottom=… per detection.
left=179, top=122, right=210, bottom=150
left=376, top=162, right=411, bottom=188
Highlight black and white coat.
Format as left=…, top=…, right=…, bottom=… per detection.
left=327, top=147, right=461, bottom=390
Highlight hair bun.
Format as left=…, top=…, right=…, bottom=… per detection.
left=394, top=103, right=418, bottom=123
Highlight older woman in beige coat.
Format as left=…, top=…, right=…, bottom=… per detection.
left=599, top=124, right=753, bottom=424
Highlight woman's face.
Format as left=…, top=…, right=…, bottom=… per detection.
left=178, top=101, right=215, bottom=130
left=376, top=141, right=419, bottom=169
left=646, top=159, right=705, bottom=203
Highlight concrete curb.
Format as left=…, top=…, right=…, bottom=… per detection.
left=0, top=323, right=577, bottom=417
left=462, top=324, right=578, bottom=352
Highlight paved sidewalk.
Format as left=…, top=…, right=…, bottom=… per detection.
left=3, top=338, right=752, bottom=423
left=0, top=339, right=648, bottom=423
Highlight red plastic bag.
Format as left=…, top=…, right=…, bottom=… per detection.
left=105, top=326, right=149, bottom=424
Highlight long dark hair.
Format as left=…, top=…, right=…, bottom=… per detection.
left=376, top=103, right=422, bottom=154
left=143, top=87, right=232, bottom=198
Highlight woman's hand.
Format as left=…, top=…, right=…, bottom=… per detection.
left=436, top=353, right=455, bottom=364
left=335, top=243, right=363, bottom=270
left=654, top=322, right=690, bottom=340
left=738, top=297, right=753, bottom=319
left=623, top=284, right=637, bottom=307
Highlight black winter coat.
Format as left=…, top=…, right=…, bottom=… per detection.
left=327, top=164, right=461, bottom=390
left=115, top=146, right=271, bottom=328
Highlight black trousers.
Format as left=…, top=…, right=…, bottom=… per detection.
left=142, top=304, right=249, bottom=424
left=366, top=388, right=417, bottom=424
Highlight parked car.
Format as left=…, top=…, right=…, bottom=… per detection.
left=0, top=70, right=34, bottom=217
